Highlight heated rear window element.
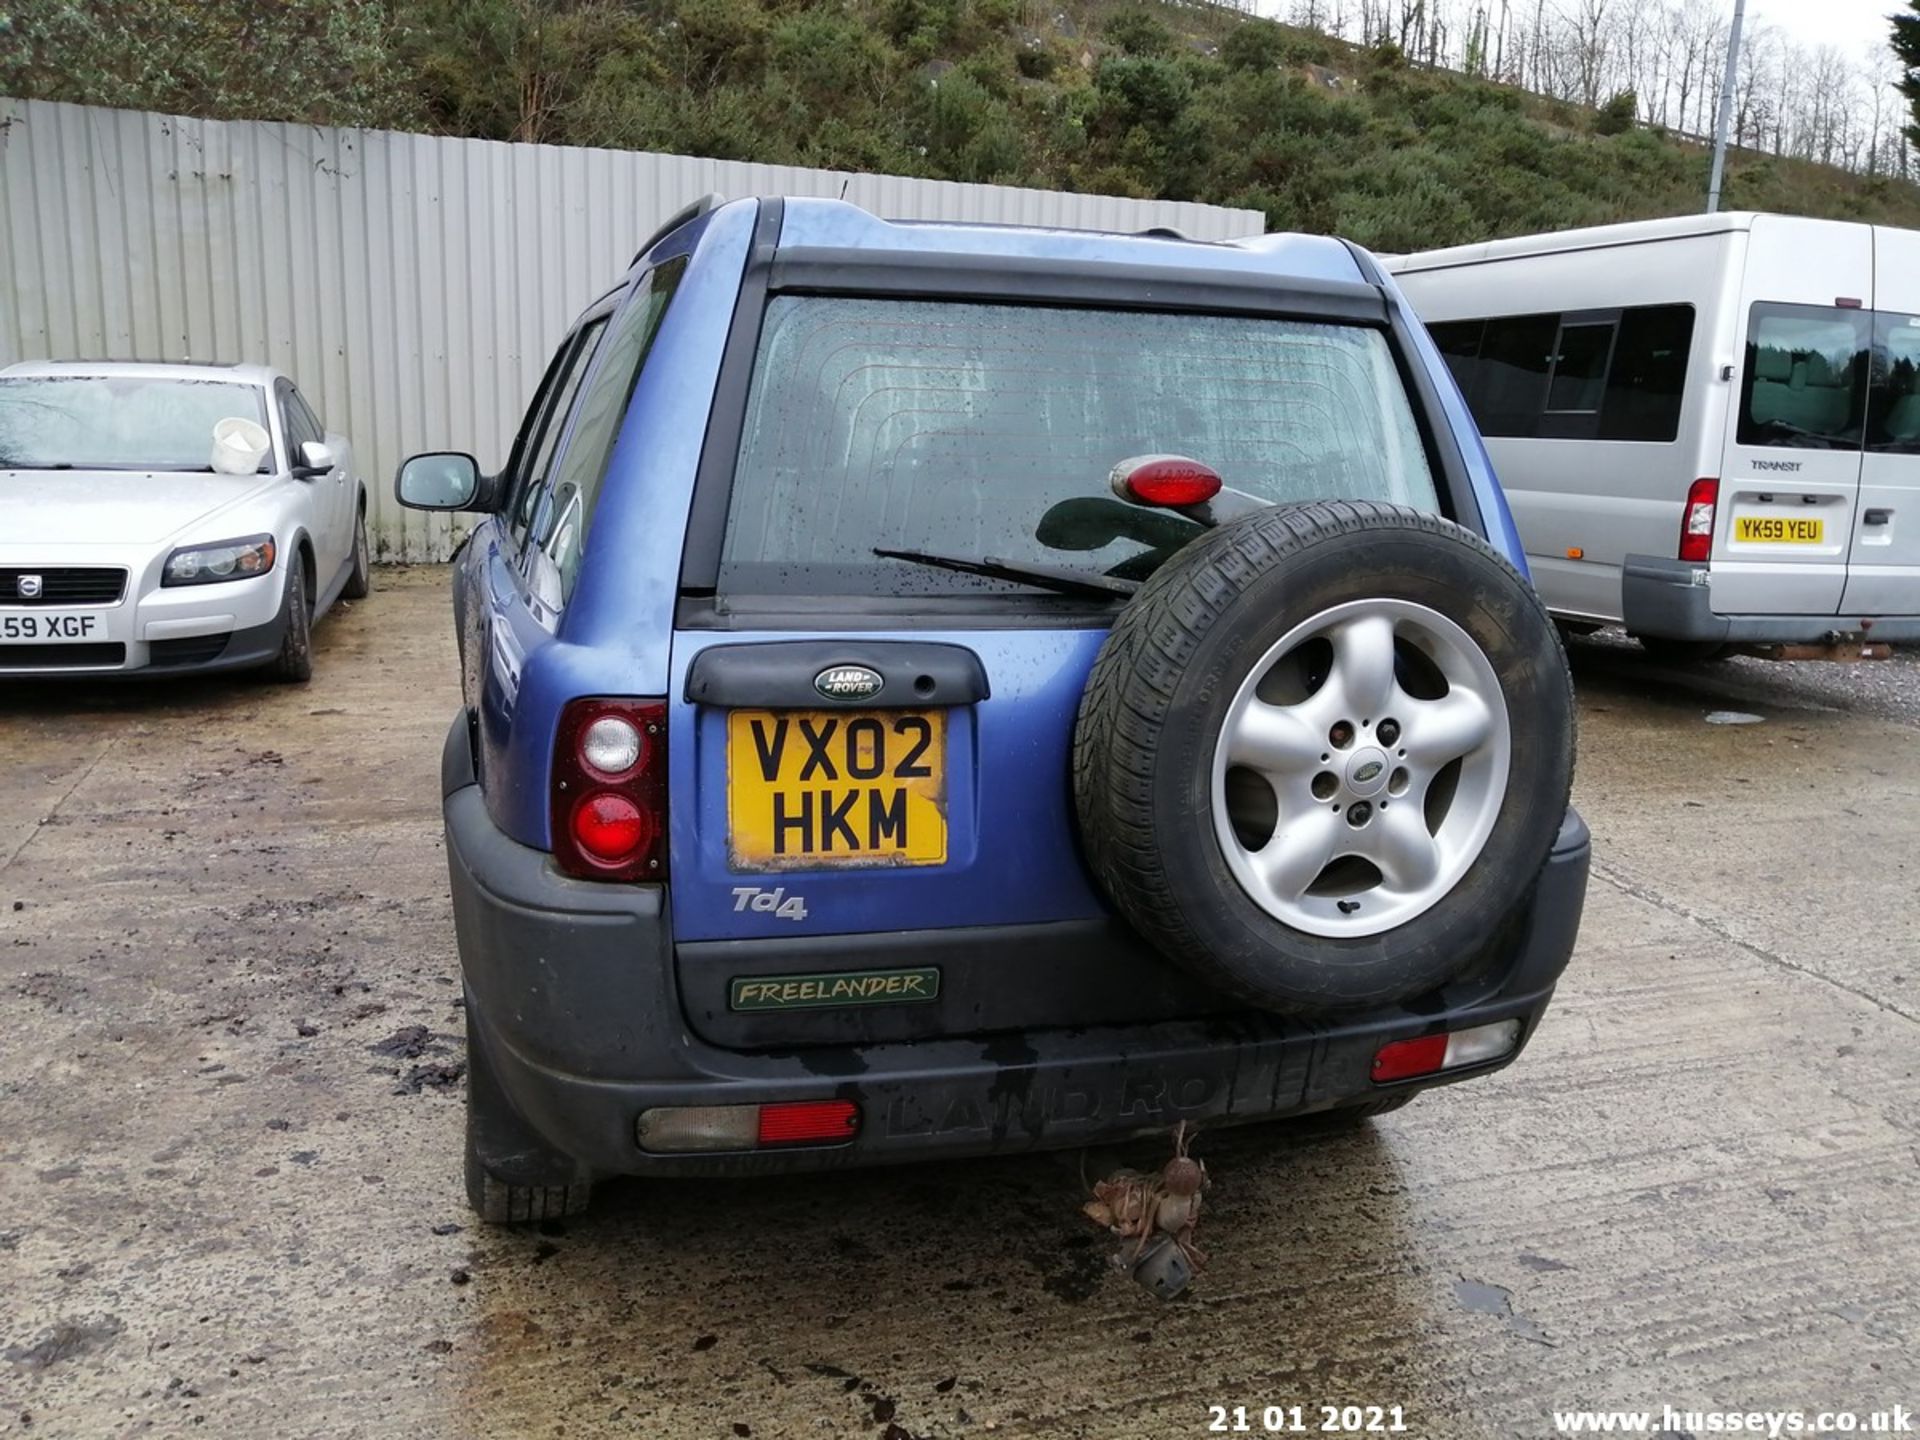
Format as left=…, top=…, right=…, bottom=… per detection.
left=718, top=298, right=1438, bottom=598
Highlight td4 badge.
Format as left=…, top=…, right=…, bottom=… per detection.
left=731, top=885, right=810, bottom=921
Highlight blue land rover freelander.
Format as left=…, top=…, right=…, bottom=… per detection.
left=397, top=196, right=1589, bottom=1224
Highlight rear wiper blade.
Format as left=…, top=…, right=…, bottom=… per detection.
left=873, top=547, right=1139, bottom=599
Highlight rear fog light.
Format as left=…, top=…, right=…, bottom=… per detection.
left=636, top=1100, right=860, bottom=1153
left=1371, top=1019, right=1522, bottom=1083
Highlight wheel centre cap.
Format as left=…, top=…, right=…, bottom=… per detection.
left=1345, top=746, right=1390, bottom=798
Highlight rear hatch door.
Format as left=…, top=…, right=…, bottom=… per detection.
left=668, top=277, right=1450, bottom=1048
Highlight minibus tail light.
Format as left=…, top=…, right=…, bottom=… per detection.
left=1679, top=478, right=1718, bottom=563
left=552, top=698, right=667, bottom=881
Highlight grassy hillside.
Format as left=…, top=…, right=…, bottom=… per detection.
left=13, top=0, right=1920, bottom=249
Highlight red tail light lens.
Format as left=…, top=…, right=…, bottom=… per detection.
left=552, top=698, right=667, bottom=881
left=756, top=1100, right=861, bottom=1146
left=1679, top=477, right=1718, bottom=563
left=1111, top=454, right=1223, bottom=508
left=571, top=793, right=652, bottom=863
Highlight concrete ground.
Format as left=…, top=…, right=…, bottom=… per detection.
left=1, top=566, right=1915, bottom=1440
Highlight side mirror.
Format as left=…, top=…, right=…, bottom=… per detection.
left=292, top=439, right=336, bottom=479
left=396, top=451, right=486, bottom=511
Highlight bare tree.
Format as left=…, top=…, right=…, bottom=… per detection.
left=1565, top=0, right=1614, bottom=109
left=1266, top=0, right=1902, bottom=179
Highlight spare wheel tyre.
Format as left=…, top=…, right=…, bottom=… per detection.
left=1073, top=499, right=1573, bottom=1015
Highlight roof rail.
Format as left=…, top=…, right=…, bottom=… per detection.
left=631, top=193, right=726, bottom=268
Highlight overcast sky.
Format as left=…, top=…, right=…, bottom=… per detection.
left=1744, top=0, right=1899, bottom=64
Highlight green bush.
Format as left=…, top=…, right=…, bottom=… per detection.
left=1595, top=89, right=1638, bottom=136
left=1220, top=20, right=1289, bottom=74
left=1102, top=5, right=1174, bottom=57
left=1095, top=53, right=1191, bottom=128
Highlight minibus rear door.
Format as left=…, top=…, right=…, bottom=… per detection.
left=1841, top=227, right=1920, bottom=618
left=1714, top=220, right=1870, bottom=616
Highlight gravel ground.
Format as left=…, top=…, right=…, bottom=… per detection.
left=1570, top=625, right=1920, bottom=726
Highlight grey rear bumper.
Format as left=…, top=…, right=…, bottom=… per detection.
left=1622, top=554, right=1920, bottom=644
left=439, top=712, right=1591, bottom=1181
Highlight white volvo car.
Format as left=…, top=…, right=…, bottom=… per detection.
left=0, top=360, right=371, bottom=681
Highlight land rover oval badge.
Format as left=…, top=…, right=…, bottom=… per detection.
left=814, top=664, right=883, bottom=702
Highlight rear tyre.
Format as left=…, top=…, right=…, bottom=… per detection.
left=1634, top=634, right=1730, bottom=664
left=262, top=554, right=314, bottom=684
left=1073, top=501, right=1574, bottom=1015
left=464, top=1006, right=592, bottom=1225
left=342, top=501, right=372, bottom=600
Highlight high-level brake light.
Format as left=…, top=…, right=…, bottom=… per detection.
left=1110, top=454, right=1224, bottom=509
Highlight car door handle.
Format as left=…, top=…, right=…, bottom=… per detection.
left=1864, top=508, right=1892, bottom=525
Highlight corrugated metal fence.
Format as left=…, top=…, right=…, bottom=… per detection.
left=0, top=98, right=1263, bottom=560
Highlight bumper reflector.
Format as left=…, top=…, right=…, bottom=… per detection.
left=1371, top=1019, right=1522, bottom=1084
left=636, top=1099, right=860, bottom=1154
left=758, top=1100, right=860, bottom=1146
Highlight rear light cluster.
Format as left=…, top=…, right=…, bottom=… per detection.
left=551, top=697, right=668, bottom=881
left=636, top=1100, right=860, bottom=1153
left=1679, top=477, right=1719, bottom=563
left=1371, top=1019, right=1522, bottom=1084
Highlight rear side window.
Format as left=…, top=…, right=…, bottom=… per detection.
left=718, top=298, right=1438, bottom=598
left=527, top=259, right=684, bottom=601
left=1738, top=302, right=1868, bottom=451
left=1600, top=305, right=1694, bottom=441
left=1471, top=314, right=1556, bottom=435
left=1436, top=304, right=1693, bottom=442
left=1545, top=321, right=1614, bottom=413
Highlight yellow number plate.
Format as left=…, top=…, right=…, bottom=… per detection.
left=727, top=709, right=946, bottom=870
left=1735, top=515, right=1824, bottom=544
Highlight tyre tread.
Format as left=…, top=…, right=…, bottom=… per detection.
left=1074, top=499, right=1574, bottom=1011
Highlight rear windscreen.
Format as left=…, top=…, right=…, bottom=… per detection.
left=718, top=297, right=1439, bottom=598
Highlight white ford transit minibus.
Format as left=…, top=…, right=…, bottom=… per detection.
left=1387, top=213, right=1920, bottom=659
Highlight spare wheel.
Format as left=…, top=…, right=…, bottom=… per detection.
left=1072, top=500, right=1574, bottom=1014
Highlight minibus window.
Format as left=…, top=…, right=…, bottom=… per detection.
left=1473, top=314, right=1557, bottom=436
left=1738, top=302, right=1868, bottom=451
left=1428, top=320, right=1487, bottom=404
left=1599, top=305, right=1695, bottom=443
left=1867, top=312, right=1920, bottom=454
left=1545, top=321, right=1615, bottom=413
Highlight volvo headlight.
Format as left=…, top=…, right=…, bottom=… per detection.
left=162, top=535, right=277, bottom=586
